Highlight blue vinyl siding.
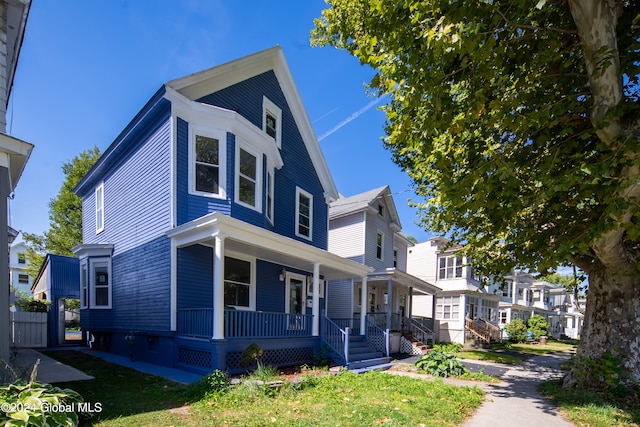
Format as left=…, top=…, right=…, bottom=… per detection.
left=82, top=236, right=171, bottom=333
left=82, top=118, right=172, bottom=256
left=256, top=260, right=285, bottom=312
left=177, top=245, right=213, bottom=309
left=48, top=255, right=80, bottom=298
left=175, top=117, right=232, bottom=225
left=196, top=71, right=328, bottom=249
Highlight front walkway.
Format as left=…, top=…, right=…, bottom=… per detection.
left=462, top=352, right=573, bottom=427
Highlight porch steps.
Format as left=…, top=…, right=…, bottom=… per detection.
left=402, top=332, right=430, bottom=355
left=348, top=356, right=393, bottom=374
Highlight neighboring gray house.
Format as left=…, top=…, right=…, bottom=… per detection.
left=326, top=186, right=440, bottom=356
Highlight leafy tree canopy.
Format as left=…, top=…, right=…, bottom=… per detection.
left=22, top=147, right=101, bottom=277
left=312, top=0, right=639, bottom=278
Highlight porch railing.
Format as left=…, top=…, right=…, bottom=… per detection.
left=406, top=317, right=435, bottom=345
left=465, top=317, right=502, bottom=344
left=321, top=316, right=349, bottom=364
left=365, top=315, right=389, bottom=357
left=368, top=312, right=402, bottom=331
left=177, top=308, right=313, bottom=339
left=329, top=317, right=361, bottom=336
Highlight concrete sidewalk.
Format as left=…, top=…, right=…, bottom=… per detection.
left=462, top=352, right=573, bottom=427
left=10, top=348, right=94, bottom=383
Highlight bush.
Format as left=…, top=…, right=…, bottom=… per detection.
left=527, top=314, right=550, bottom=339
left=432, top=342, right=463, bottom=353
left=504, top=319, right=528, bottom=343
left=415, top=351, right=467, bottom=378
left=14, top=290, right=50, bottom=312
left=200, top=370, right=230, bottom=396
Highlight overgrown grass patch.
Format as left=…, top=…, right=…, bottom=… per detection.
left=46, top=350, right=485, bottom=426
left=539, top=379, right=640, bottom=427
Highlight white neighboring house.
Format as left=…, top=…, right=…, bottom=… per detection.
left=9, top=241, right=32, bottom=308
left=487, top=270, right=584, bottom=339
left=407, top=237, right=502, bottom=346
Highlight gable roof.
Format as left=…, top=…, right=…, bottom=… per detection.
left=166, top=46, right=338, bottom=202
left=329, top=185, right=402, bottom=229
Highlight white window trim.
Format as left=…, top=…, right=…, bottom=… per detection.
left=90, top=257, right=112, bottom=309
left=95, top=183, right=104, bottom=234
left=266, top=169, right=274, bottom=224
left=295, top=187, right=313, bottom=241
left=262, top=96, right=282, bottom=149
left=393, top=246, right=399, bottom=268
left=224, top=251, right=256, bottom=311
left=80, top=260, right=88, bottom=309
left=438, top=255, right=464, bottom=280
left=234, top=140, right=263, bottom=212
left=376, top=230, right=384, bottom=261
left=188, top=125, right=227, bottom=199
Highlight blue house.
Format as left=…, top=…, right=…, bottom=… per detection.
left=31, top=254, right=81, bottom=347
left=72, top=47, right=372, bottom=374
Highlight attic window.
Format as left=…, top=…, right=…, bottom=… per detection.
left=378, top=204, right=384, bottom=217
left=263, top=96, right=282, bottom=149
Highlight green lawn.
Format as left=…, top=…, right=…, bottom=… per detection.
left=539, top=380, right=640, bottom=427
left=45, top=350, right=485, bottom=426
left=456, top=339, right=578, bottom=365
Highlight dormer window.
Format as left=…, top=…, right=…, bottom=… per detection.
left=263, top=96, right=282, bottom=149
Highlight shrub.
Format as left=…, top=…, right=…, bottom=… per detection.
left=527, top=314, right=550, bottom=339
left=14, top=290, right=50, bottom=312
left=200, top=370, right=230, bottom=395
left=239, top=343, right=265, bottom=369
left=432, top=342, right=463, bottom=353
left=415, top=351, right=467, bottom=378
left=504, top=319, right=528, bottom=343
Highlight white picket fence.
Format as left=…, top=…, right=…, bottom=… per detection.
left=11, top=312, right=47, bottom=348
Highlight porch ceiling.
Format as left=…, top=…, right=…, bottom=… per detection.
left=367, top=268, right=439, bottom=295
left=166, top=212, right=373, bottom=280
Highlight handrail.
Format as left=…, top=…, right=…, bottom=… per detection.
left=407, top=317, right=435, bottom=345
left=465, top=317, right=502, bottom=343
left=365, top=315, right=389, bottom=356
left=321, top=315, right=348, bottom=364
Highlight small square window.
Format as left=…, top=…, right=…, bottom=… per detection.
left=17, top=253, right=26, bottom=264
left=18, top=274, right=29, bottom=284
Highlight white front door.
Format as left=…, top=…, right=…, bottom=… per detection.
left=286, top=273, right=306, bottom=314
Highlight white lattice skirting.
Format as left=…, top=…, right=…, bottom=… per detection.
left=400, top=337, right=424, bottom=355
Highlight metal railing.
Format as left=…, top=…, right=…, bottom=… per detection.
left=406, top=317, right=435, bottom=345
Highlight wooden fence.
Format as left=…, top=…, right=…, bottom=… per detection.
left=11, top=312, right=47, bottom=348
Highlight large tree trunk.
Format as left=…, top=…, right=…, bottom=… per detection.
left=563, top=265, right=640, bottom=388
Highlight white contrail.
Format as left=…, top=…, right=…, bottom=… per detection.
left=318, top=94, right=387, bottom=141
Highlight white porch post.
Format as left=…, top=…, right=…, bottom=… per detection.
left=360, top=276, right=367, bottom=334
left=408, top=287, right=413, bottom=319
left=312, top=262, right=320, bottom=336
left=170, top=239, right=177, bottom=331
left=386, top=278, right=392, bottom=329
left=213, top=234, right=225, bottom=340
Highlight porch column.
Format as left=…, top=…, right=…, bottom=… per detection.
left=312, top=262, right=320, bottom=336
left=170, top=239, right=177, bottom=331
left=213, top=234, right=226, bottom=340
left=0, top=162, right=9, bottom=363
left=408, top=287, right=413, bottom=320
left=360, top=276, right=367, bottom=334
left=511, top=270, right=518, bottom=305
left=386, top=278, right=392, bottom=329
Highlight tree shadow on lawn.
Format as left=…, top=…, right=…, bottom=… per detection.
left=45, top=350, right=199, bottom=425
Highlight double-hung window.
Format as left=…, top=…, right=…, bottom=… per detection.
left=436, top=296, right=460, bottom=320
left=191, top=128, right=226, bottom=198
left=438, top=255, right=463, bottom=279
left=295, top=187, right=312, bottom=240
left=235, top=144, right=262, bottom=211
left=266, top=171, right=274, bottom=222
left=224, top=256, right=254, bottom=309
left=91, top=258, right=112, bottom=309
left=263, top=97, right=282, bottom=148
left=80, top=261, right=88, bottom=309
left=18, top=274, right=29, bottom=284
left=376, top=232, right=384, bottom=261
left=95, top=183, right=104, bottom=234
left=17, top=253, right=25, bottom=264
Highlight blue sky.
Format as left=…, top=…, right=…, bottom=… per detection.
left=9, top=0, right=432, bottom=243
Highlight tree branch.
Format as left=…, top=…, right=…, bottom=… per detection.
left=494, top=7, right=578, bottom=35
